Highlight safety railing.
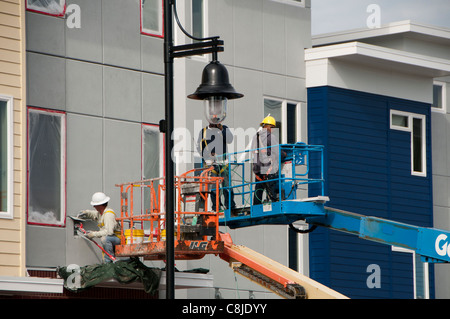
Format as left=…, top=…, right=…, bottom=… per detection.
left=201, top=142, right=325, bottom=220
left=115, top=166, right=224, bottom=247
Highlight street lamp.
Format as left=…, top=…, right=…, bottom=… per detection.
left=163, top=0, right=243, bottom=299
left=188, top=60, right=243, bottom=124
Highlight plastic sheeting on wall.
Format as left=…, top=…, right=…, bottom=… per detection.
left=28, top=110, right=65, bottom=226
left=27, top=0, right=66, bottom=16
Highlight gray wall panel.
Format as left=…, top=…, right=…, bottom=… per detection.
left=141, top=36, right=164, bottom=74
left=66, top=0, right=103, bottom=63
left=27, top=52, right=66, bottom=110
left=66, top=60, right=103, bottom=116
left=142, top=72, right=164, bottom=124
left=66, top=114, right=104, bottom=215
left=26, top=11, right=65, bottom=56
left=263, top=2, right=286, bottom=74
left=102, top=0, right=141, bottom=69
left=104, top=66, right=141, bottom=122
left=234, top=0, right=263, bottom=71
left=26, top=226, right=66, bottom=267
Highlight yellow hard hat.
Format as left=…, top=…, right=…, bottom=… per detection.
left=261, top=115, right=276, bottom=127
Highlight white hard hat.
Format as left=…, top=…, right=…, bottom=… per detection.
left=90, top=192, right=110, bottom=206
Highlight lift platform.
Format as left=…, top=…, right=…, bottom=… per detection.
left=115, top=167, right=225, bottom=260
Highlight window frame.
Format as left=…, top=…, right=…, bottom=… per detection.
left=392, top=246, right=430, bottom=299
left=0, top=95, right=14, bottom=220
left=432, top=81, right=447, bottom=114
left=27, top=107, right=66, bottom=227
left=140, top=0, right=164, bottom=38
left=26, top=0, right=66, bottom=17
left=390, top=110, right=427, bottom=177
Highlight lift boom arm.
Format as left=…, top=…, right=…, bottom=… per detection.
left=304, top=206, right=450, bottom=263
left=218, top=232, right=348, bottom=299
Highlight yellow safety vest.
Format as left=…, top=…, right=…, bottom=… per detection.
left=97, top=208, right=121, bottom=237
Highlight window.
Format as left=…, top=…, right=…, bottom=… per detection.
left=141, top=0, right=164, bottom=38
left=392, top=246, right=429, bottom=299
left=263, top=98, right=302, bottom=144
left=432, top=81, right=446, bottom=113
left=28, top=108, right=66, bottom=226
left=0, top=96, right=13, bottom=219
left=142, top=124, right=164, bottom=229
left=26, top=0, right=66, bottom=16
left=390, top=110, right=426, bottom=177
left=192, top=0, right=206, bottom=40
left=391, top=114, right=408, bottom=129
left=142, top=124, right=163, bottom=180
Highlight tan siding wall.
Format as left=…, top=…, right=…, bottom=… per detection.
left=0, top=0, right=26, bottom=277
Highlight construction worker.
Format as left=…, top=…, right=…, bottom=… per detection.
left=197, top=123, right=236, bottom=211
left=251, top=115, right=281, bottom=206
left=77, top=192, right=121, bottom=263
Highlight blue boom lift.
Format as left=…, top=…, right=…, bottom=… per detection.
left=217, top=142, right=450, bottom=264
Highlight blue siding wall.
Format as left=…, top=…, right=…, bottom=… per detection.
left=307, top=86, right=434, bottom=299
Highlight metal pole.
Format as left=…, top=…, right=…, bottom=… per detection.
left=164, top=0, right=175, bottom=299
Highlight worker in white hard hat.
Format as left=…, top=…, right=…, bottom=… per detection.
left=77, top=192, right=121, bottom=263
left=251, top=115, right=282, bottom=206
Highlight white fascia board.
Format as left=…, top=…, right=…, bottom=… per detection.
left=312, top=20, right=414, bottom=46
left=312, top=20, right=450, bottom=47
left=305, top=41, right=450, bottom=77
left=0, top=276, right=64, bottom=294
left=96, top=271, right=214, bottom=290
left=160, top=271, right=214, bottom=289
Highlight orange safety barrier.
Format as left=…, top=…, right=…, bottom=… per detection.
left=114, top=167, right=225, bottom=260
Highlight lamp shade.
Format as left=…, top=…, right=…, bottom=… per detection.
left=187, top=61, right=244, bottom=100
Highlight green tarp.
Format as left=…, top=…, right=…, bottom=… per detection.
left=57, top=258, right=162, bottom=294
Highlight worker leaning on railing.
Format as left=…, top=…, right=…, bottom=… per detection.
left=77, top=192, right=121, bottom=263
left=251, top=115, right=284, bottom=205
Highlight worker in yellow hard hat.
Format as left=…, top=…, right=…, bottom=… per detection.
left=251, top=115, right=281, bottom=206
left=260, top=115, right=276, bottom=127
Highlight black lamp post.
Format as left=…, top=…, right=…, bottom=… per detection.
left=163, top=0, right=243, bottom=299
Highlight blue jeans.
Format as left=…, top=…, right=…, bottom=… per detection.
left=102, top=235, right=120, bottom=263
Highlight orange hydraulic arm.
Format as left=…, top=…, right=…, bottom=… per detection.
left=218, top=232, right=348, bottom=299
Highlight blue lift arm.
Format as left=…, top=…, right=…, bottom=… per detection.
left=305, top=205, right=450, bottom=263
left=217, top=142, right=450, bottom=264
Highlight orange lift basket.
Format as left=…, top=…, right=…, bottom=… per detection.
left=115, top=167, right=225, bottom=260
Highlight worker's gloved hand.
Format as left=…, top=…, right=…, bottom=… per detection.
left=86, top=231, right=95, bottom=239
left=77, top=210, right=88, bottom=219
